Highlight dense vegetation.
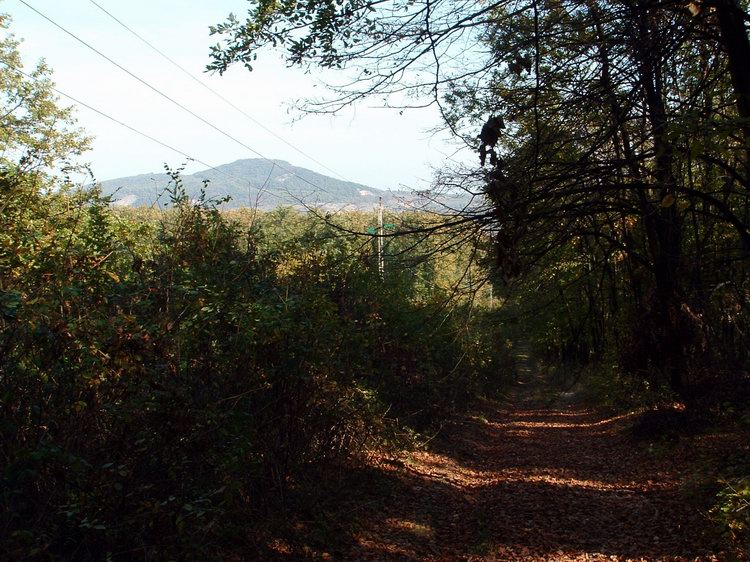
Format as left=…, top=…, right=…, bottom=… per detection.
left=2, top=1, right=750, bottom=558
left=1, top=164, right=515, bottom=559
left=209, top=0, right=750, bottom=401
left=210, top=0, right=750, bottom=550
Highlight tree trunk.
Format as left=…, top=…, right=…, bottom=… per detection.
left=715, top=0, right=750, bottom=177
left=636, top=0, right=687, bottom=397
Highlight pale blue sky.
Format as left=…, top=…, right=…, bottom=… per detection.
left=4, top=0, right=471, bottom=195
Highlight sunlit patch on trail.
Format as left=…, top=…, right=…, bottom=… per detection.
left=498, top=410, right=639, bottom=430
left=384, top=518, right=434, bottom=538
left=406, top=450, right=488, bottom=488
left=486, top=544, right=721, bottom=561
left=513, top=409, right=596, bottom=418
left=266, top=538, right=293, bottom=555
left=494, top=470, right=670, bottom=492
left=342, top=394, right=724, bottom=561
left=505, top=428, right=536, bottom=438
left=353, top=533, right=424, bottom=559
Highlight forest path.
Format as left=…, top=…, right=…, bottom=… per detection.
left=337, top=351, right=720, bottom=561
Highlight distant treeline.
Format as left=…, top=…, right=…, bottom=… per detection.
left=1, top=171, right=513, bottom=560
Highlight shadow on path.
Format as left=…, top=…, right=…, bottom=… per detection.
left=267, top=350, right=724, bottom=561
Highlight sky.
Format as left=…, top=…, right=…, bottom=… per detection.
left=3, top=0, right=472, bottom=197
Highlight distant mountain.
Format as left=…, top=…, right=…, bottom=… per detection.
left=99, top=158, right=408, bottom=211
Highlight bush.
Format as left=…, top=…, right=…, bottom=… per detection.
left=712, top=477, right=750, bottom=549
left=1, top=169, right=509, bottom=559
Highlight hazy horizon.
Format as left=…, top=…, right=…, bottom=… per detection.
left=5, top=0, right=473, bottom=193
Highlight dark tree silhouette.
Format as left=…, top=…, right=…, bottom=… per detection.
left=209, top=0, right=750, bottom=398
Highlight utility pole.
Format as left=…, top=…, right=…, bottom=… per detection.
left=377, top=196, right=384, bottom=278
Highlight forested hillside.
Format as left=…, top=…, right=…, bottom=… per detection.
left=99, top=159, right=405, bottom=210
left=2, top=2, right=750, bottom=560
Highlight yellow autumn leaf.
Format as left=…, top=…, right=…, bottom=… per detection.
left=660, top=194, right=676, bottom=208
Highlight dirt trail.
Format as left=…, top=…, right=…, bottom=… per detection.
left=339, top=352, right=722, bottom=561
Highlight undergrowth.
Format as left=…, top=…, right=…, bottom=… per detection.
left=0, top=169, right=512, bottom=560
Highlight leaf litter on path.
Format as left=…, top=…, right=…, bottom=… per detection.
left=338, top=395, right=729, bottom=561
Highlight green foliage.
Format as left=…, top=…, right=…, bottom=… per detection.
left=0, top=160, right=510, bottom=559
left=207, top=0, right=750, bottom=405
left=712, top=477, right=750, bottom=548
left=0, top=14, right=90, bottom=173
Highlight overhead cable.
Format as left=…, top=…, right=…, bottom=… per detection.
left=0, top=58, right=288, bottom=205
left=85, top=0, right=351, bottom=183
left=17, top=0, right=330, bottom=197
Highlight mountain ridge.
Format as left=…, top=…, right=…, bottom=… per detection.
left=99, top=158, right=403, bottom=210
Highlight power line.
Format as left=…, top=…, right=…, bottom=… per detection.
left=85, top=0, right=351, bottom=183
left=0, top=58, right=289, bottom=206
left=17, top=0, right=330, bottom=197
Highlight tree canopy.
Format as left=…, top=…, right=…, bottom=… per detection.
left=209, top=0, right=750, bottom=397
left=0, top=7, right=749, bottom=559
left=0, top=14, right=90, bottom=175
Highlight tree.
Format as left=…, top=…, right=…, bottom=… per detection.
left=208, top=0, right=750, bottom=398
left=0, top=14, right=90, bottom=175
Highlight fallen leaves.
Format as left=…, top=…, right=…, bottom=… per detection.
left=340, top=401, right=724, bottom=561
